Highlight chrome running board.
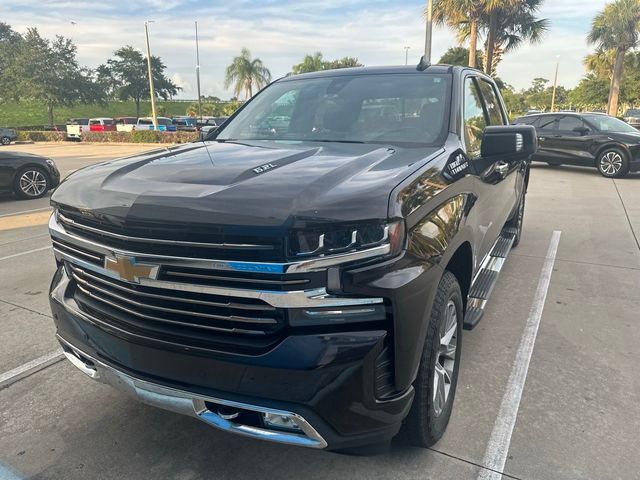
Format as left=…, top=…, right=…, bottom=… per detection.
left=463, top=227, right=517, bottom=330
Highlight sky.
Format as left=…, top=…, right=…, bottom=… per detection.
left=1, top=0, right=611, bottom=99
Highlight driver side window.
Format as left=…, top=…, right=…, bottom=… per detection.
left=463, top=77, right=487, bottom=157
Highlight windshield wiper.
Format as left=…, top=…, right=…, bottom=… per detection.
left=307, top=139, right=366, bottom=144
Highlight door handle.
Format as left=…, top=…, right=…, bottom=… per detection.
left=495, top=161, right=509, bottom=177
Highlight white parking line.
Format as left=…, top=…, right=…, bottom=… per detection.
left=478, top=230, right=562, bottom=480
left=0, top=245, right=52, bottom=261
left=0, top=207, right=51, bottom=218
left=0, top=349, right=64, bottom=389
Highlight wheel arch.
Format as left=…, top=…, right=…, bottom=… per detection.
left=443, top=242, right=473, bottom=312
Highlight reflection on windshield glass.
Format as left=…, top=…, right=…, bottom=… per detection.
left=585, top=115, right=639, bottom=133
left=217, top=73, right=452, bottom=145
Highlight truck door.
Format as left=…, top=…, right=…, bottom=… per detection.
left=463, top=76, right=518, bottom=263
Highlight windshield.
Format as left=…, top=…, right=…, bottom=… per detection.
left=216, top=73, right=451, bottom=145
left=624, top=109, right=640, bottom=116
left=584, top=115, right=639, bottom=133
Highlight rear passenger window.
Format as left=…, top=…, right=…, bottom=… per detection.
left=463, top=77, right=486, bottom=156
left=477, top=80, right=504, bottom=125
left=537, top=116, right=558, bottom=131
left=557, top=115, right=583, bottom=131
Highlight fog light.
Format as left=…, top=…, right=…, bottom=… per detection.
left=263, top=413, right=302, bottom=432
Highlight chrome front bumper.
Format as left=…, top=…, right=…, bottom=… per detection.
left=58, top=336, right=328, bottom=449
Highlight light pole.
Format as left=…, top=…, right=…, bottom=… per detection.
left=144, top=20, right=158, bottom=131
left=195, top=21, right=202, bottom=120
left=550, top=55, right=560, bottom=112
left=404, top=46, right=410, bottom=65
left=418, top=0, right=433, bottom=70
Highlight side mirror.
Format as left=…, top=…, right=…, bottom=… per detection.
left=480, top=125, right=537, bottom=162
left=572, top=126, right=590, bottom=136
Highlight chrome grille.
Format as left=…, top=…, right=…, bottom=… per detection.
left=68, top=264, right=284, bottom=352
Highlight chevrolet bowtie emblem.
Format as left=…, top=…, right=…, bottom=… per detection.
left=104, top=255, right=158, bottom=283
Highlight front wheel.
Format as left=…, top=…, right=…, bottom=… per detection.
left=0, top=136, right=10, bottom=146
left=402, top=271, right=463, bottom=447
left=13, top=167, right=50, bottom=199
left=597, top=148, right=629, bottom=178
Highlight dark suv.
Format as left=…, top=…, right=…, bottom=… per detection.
left=514, top=112, right=640, bottom=177
left=48, top=65, right=535, bottom=452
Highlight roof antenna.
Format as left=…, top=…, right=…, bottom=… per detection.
left=417, top=0, right=433, bottom=71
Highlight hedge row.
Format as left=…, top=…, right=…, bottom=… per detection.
left=16, top=130, right=200, bottom=144
left=17, top=131, right=66, bottom=142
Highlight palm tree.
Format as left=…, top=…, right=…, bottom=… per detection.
left=432, top=0, right=485, bottom=68
left=588, top=0, right=640, bottom=116
left=292, top=52, right=325, bottom=74
left=224, top=48, right=271, bottom=100
left=484, top=0, right=549, bottom=74
left=584, top=48, right=617, bottom=79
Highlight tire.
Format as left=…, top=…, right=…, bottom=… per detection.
left=506, top=192, right=525, bottom=248
left=402, top=271, right=463, bottom=448
left=0, top=136, right=10, bottom=146
left=597, top=148, right=629, bottom=178
left=13, top=166, right=50, bottom=199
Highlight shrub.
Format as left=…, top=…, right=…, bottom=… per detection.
left=16, top=130, right=199, bottom=144
left=16, top=131, right=66, bottom=142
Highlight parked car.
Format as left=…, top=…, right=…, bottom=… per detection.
left=623, top=108, right=640, bottom=129
left=172, top=116, right=198, bottom=132
left=0, top=151, right=60, bottom=199
left=0, top=127, right=18, bottom=146
left=514, top=112, right=640, bottom=177
left=65, top=118, right=89, bottom=140
left=88, top=118, right=117, bottom=132
left=48, top=65, right=535, bottom=452
left=198, top=116, right=229, bottom=136
left=114, top=117, right=138, bottom=132
left=135, top=117, right=177, bottom=132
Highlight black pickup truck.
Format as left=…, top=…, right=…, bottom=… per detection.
left=48, top=65, right=536, bottom=452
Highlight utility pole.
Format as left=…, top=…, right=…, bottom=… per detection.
left=418, top=0, right=433, bottom=70
left=551, top=55, right=560, bottom=112
left=195, top=21, right=202, bottom=120
left=404, top=46, right=410, bottom=65
left=144, top=21, right=158, bottom=131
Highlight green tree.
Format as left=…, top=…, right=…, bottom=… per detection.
left=433, top=0, right=486, bottom=68
left=568, top=74, right=610, bottom=109
left=7, top=28, right=103, bottom=125
left=291, top=53, right=363, bottom=74
left=438, top=46, right=484, bottom=68
left=224, top=48, right=271, bottom=99
left=98, top=46, right=180, bottom=117
left=588, top=0, right=640, bottom=115
left=0, top=23, right=22, bottom=95
left=292, top=52, right=325, bottom=74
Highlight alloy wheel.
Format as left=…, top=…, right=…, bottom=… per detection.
left=600, top=151, right=623, bottom=176
left=0, top=136, right=9, bottom=145
left=433, top=300, right=458, bottom=417
left=19, top=170, right=48, bottom=197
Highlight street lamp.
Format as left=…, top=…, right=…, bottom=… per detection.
left=551, top=55, right=560, bottom=112
left=404, top=46, right=410, bottom=65
left=195, top=21, right=202, bottom=120
left=144, top=20, right=158, bottom=131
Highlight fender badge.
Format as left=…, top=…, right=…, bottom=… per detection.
left=253, top=163, right=277, bottom=174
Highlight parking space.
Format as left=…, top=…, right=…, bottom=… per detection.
left=0, top=146, right=638, bottom=479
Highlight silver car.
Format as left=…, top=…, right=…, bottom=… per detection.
left=623, top=109, right=640, bottom=129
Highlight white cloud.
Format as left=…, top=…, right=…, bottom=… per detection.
left=0, top=0, right=612, bottom=97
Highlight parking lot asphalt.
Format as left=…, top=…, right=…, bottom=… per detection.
left=0, top=143, right=638, bottom=479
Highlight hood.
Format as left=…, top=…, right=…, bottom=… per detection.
left=52, top=140, right=442, bottom=229
left=607, top=131, right=640, bottom=143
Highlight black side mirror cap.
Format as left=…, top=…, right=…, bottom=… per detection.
left=480, top=125, right=537, bottom=161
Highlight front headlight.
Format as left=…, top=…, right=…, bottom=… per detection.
left=288, top=220, right=405, bottom=258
